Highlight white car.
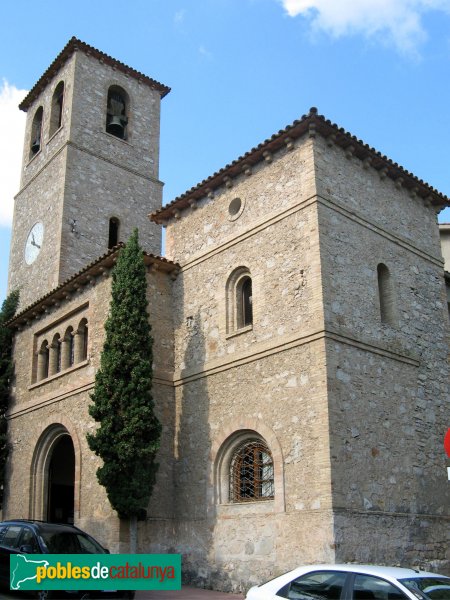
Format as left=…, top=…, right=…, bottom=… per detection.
left=245, top=564, right=450, bottom=600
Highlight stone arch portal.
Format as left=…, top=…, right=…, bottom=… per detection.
left=30, top=424, right=78, bottom=523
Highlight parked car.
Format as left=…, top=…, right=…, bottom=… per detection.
left=245, top=564, right=450, bottom=600
left=0, top=519, right=134, bottom=599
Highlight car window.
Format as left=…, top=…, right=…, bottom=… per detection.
left=0, top=524, right=9, bottom=544
left=40, top=531, right=82, bottom=553
left=0, top=526, right=23, bottom=549
left=277, top=570, right=347, bottom=599
left=352, top=574, right=409, bottom=600
left=400, top=577, right=450, bottom=600
left=76, top=533, right=105, bottom=554
left=39, top=529, right=106, bottom=554
left=19, top=527, right=40, bottom=553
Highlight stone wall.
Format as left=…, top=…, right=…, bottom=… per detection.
left=161, top=129, right=449, bottom=588
left=5, top=265, right=176, bottom=553
left=315, top=134, right=450, bottom=573
left=8, top=50, right=163, bottom=310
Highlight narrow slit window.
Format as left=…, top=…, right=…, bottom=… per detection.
left=30, top=107, right=43, bottom=158
left=377, top=263, right=396, bottom=326
left=108, top=217, right=120, bottom=248
left=49, top=81, right=64, bottom=136
left=241, top=277, right=253, bottom=327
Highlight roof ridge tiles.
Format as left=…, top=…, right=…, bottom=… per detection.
left=19, top=37, right=170, bottom=112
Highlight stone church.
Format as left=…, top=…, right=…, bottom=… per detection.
left=4, top=38, right=450, bottom=591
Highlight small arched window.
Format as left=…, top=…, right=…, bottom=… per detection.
left=108, top=217, right=120, bottom=248
left=226, top=267, right=254, bottom=333
left=30, top=106, right=43, bottom=158
left=38, top=340, right=50, bottom=381
left=49, top=81, right=64, bottom=137
left=75, top=318, right=88, bottom=362
left=49, top=333, right=62, bottom=376
left=230, top=439, right=274, bottom=502
left=106, top=86, right=129, bottom=140
left=62, top=327, right=75, bottom=370
left=377, top=263, right=396, bottom=326
left=239, top=277, right=253, bottom=328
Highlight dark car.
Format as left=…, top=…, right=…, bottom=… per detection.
left=0, top=519, right=134, bottom=600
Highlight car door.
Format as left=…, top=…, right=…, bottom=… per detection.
left=0, top=525, right=24, bottom=586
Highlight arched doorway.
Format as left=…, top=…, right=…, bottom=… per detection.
left=47, top=435, right=75, bottom=523
left=30, top=423, right=80, bottom=523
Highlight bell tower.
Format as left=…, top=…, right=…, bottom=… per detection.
left=8, top=38, right=170, bottom=309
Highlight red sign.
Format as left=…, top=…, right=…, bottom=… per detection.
left=445, top=428, right=450, bottom=458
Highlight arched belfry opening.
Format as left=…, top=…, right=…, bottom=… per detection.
left=47, top=435, right=75, bottom=523
left=30, top=424, right=79, bottom=524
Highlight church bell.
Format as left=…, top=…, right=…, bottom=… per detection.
left=31, top=133, right=41, bottom=154
left=106, top=116, right=125, bottom=138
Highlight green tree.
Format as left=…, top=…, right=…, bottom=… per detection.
left=87, top=230, right=161, bottom=552
left=0, top=289, right=20, bottom=508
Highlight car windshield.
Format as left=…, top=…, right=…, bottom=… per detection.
left=39, top=529, right=106, bottom=554
left=400, top=577, right=450, bottom=600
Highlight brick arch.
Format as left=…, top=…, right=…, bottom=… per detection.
left=29, top=416, right=81, bottom=522
left=210, top=418, right=285, bottom=512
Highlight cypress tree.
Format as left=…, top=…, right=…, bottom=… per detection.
left=0, top=289, right=20, bottom=509
left=87, top=230, right=161, bottom=550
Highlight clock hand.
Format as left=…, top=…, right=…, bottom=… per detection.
left=31, top=240, right=41, bottom=249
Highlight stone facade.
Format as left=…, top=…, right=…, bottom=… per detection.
left=5, top=39, right=450, bottom=593
left=8, top=41, right=166, bottom=310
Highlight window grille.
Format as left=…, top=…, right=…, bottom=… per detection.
left=230, top=439, right=274, bottom=502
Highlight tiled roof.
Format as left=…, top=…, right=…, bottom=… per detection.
left=150, top=107, right=450, bottom=223
left=19, top=37, right=170, bottom=112
left=7, top=245, right=180, bottom=329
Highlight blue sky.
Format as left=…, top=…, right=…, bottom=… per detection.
left=1, top=0, right=450, bottom=305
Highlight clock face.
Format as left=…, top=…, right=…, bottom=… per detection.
left=25, top=222, right=44, bottom=265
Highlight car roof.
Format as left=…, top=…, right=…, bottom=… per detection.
left=259, top=564, right=448, bottom=592
left=306, top=564, right=445, bottom=579
left=0, top=520, right=81, bottom=533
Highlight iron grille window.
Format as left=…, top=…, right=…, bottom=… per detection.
left=230, top=440, right=274, bottom=502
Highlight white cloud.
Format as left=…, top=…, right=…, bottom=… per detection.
left=0, top=80, right=27, bottom=227
left=199, top=45, right=213, bottom=60
left=174, top=9, right=186, bottom=25
left=280, top=0, right=450, bottom=54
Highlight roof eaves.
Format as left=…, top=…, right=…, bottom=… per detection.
left=151, top=107, right=450, bottom=223
left=19, top=37, right=171, bottom=112
left=8, top=245, right=180, bottom=329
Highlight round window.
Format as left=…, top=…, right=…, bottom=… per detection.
left=228, top=197, right=245, bottom=221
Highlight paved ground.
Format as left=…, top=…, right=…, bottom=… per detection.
left=2, top=587, right=245, bottom=599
